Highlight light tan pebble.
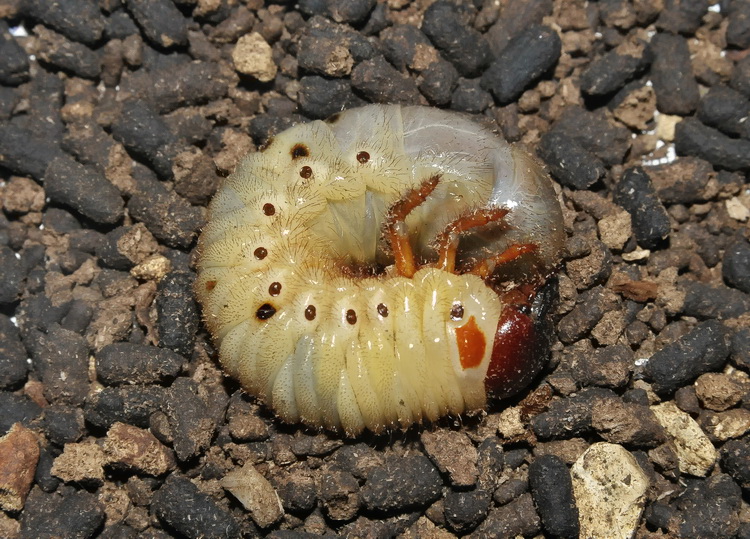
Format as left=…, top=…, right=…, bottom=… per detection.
left=130, top=254, right=172, bottom=281
left=421, top=430, right=479, bottom=488
left=598, top=210, right=632, bottom=251
left=103, top=422, right=176, bottom=476
left=232, top=32, right=277, bottom=82
left=221, top=463, right=283, bottom=528
left=701, top=409, right=750, bottom=441
left=571, top=442, right=649, bottom=539
left=694, top=372, right=744, bottom=411
left=51, top=440, right=107, bottom=485
left=651, top=401, right=718, bottom=476
left=0, top=424, right=40, bottom=512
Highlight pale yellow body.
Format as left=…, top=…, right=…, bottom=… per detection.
left=196, top=105, right=564, bottom=435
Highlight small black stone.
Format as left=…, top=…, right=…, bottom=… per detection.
left=444, top=489, right=491, bottom=534
left=723, top=239, right=750, bottom=294
left=731, top=328, right=750, bottom=370
left=422, top=1, right=491, bottom=77
left=419, top=60, right=459, bottom=106
left=21, top=487, right=105, bottom=539
left=537, top=131, right=606, bottom=190
left=0, top=314, right=27, bottom=389
left=613, top=166, right=670, bottom=250
left=0, top=21, right=29, bottom=85
left=298, top=76, right=365, bottom=119
left=161, top=378, right=218, bottom=461
left=550, top=107, right=631, bottom=166
left=156, top=272, right=199, bottom=357
left=0, top=245, right=24, bottom=305
left=727, top=1, right=750, bottom=48
left=0, top=125, right=66, bottom=180
left=529, top=454, right=579, bottom=538
left=350, top=56, right=422, bottom=105
left=473, top=493, right=541, bottom=537
left=35, top=25, right=101, bottom=79
left=0, top=392, right=41, bottom=434
left=152, top=475, right=241, bottom=538
left=675, top=117, right=750, bottom=171
left=24, top=0, right=105, bottom=45
left=110, top=99, right=177, bottom=180
left=96, top=342, right=184, bottom=386
left=731, top=54, right=750, bottom=98
left=531, top=387, right=617, bottom=439
left=697, top=85, right=750, bottom=139
left=361, top=454, right=442, bottom=513
left=675, top=474, right=742, bottom=538
left=450, top=78, right=493, bottom=113
left=644, top=319, right=730, bottom=395
left=44, top=156, right=125, bottom=225
left=60, top=299, right=93, bottom=334
left=481, top=25, right=561, bottom=104
left=656, top=0, right=709, bottom=35
left=84, top=385, right=164, bottom=429
left=681, top=280, right=750, bottom=320
left=580, top=43, right=651, bottom=96
left=38, top=404, right=86, bottom=446
left=29, top=324, right=90, bottom=406
left=125, top=0, right=189, bottom=48
left=381, top=24, right=433, bottom=72
left=650, top=33, right=700, bottom=115
left=721, top=439, right=750, bottom=489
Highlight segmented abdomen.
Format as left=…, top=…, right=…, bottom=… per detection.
left=196, top=105, right=564, bottom=435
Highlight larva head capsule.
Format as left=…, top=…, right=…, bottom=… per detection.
left=485, top=278, right=558, bottom=399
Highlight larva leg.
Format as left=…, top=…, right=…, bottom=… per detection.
left=467, top=243, right=538, bottom=279
left=385, top=175, right=440, bottom=278
left=434, top=208, right=510, bottom=273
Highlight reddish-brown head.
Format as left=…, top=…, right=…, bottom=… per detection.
left=485, top=279, right=557, bottom=398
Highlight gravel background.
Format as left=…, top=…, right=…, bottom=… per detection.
left=1, top=0, right=750, bottom=537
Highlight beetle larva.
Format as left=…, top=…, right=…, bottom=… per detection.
left=196, top=105, right=565, bottom=435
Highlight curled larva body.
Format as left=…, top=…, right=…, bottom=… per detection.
left=196, top=105, right=564, bottom=435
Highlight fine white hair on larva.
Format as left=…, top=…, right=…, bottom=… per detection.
left=196, top=104, right=565, bottom=436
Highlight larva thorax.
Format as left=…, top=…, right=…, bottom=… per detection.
left=196, top=105, right=564, bottom=435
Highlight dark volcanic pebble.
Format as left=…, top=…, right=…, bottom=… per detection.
left=727, top=1, right=750, bottom=49
left=298, top=76, right=365, bottom=119
left=44, top=156, right=125, bottom=225
left=361, top=455, right=442, bottom=513
left=681, top=280, right=750, bottom=319
left=160, top=378, right=217, bottom=461
left=34, top=25, right=101, bottom=79
left=381, top=24, right=434, bottom=72
left=696, top=85, right=750, bottom=139
left=21, top=487, right=105, bottom=539
left=0, top=314, right=28, bottom=388
left=96, top=343, right=184, bottom=386
left=38, top=404, right=86, bottom=446
left=443, top=489, right=491, bottom=533
left=644, top=320, right=730, bottom=395
left=299, top=0, right=375, bottom=24
left=128, top=180, right=203, bottom=248
left=675, top=117, right=750, bottom=170
left=450, top=78, right=493, bottom=113
left=419, top=60, right=459, bottom=106
left=473, top=493, right=541, bottom=537
left=29, top=324, right=90, bottom=406
left=0, top=125, right=66, bottom=180
left=421, top=1, right=491, bottom=77
left=731, top=328, right=750, bottom=370
left=613, top=166, right=670, bottom=250
left=24, top=0, right=105, bottom=45
left=532, top=388, right=617, bottom=439
left=721, top=439, right=750, bottom=489
left=125, top=0, right=189, bottom=48
left=528, top=454, right=579, bottom=538
left=723, top=239, right=750, bottom=294
left=152, top=475, right=241, bottom=538
left=481, top=25, right=561, bottom=104
left=0, top=245, right=24, bottom=305
left=350, top=56, right=422, bottom=105
left=156, top=272, right=199, bottom=357
left=0, top=22, right=29, bottom=85
left=537, top=131, right=606, bottom=189
left=0, top=393, right=41, bottom=434
left=84, top=385, right=164, bottom=429
left=580, top=41, right=651, bottom=96
left=656, top=0, right=708, bottom=36
left=551, top=107, right=631, bottom=166
left=650, top=33, right=700, bottom=114
left=110, top=99, right=177, bottom=180
left=675, top=474, right=742, bottom=538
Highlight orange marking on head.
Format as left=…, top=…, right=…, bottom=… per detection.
left=455, top=316, right=486, bottom=369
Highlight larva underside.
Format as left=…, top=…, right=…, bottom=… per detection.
left=196, top=105, right=565, bottom=435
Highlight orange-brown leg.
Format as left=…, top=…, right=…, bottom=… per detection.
left=467, top=243, right=538, bottom=279
left=385, top=175, right=440, bottom=278
left=434, top=208, right=510, bottom=273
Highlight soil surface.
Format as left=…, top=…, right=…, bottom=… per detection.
left=1, top=0, right=750, bottom=538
